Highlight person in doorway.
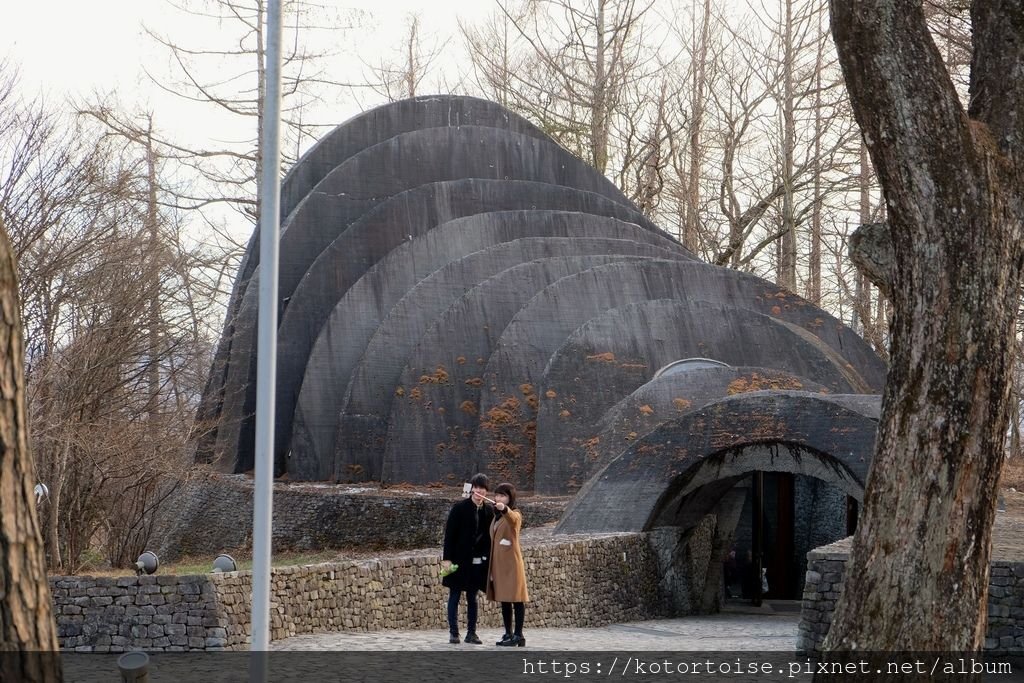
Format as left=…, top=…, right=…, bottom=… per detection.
left=441, top=473, right=494, bottom=644
left=723, top=546, right=738, bottom=599
left=487, top=482, right=529, bottom=647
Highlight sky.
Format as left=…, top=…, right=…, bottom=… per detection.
left=1, top=1, right=489, bottom=122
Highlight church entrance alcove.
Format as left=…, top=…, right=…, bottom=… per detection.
left=640, top=442, right=866, bottom=612
left=724, top=471, right=859, bottom=602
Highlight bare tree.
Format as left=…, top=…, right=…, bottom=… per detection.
left=824, top=0, right=1024, bottom=656
left=363, top=14, right=452, bottom=102
left=1, top=69, right=218, bottom=571
left=462, top=0, right=663, bottom=174
left=142, top=0, right=362, bottom=224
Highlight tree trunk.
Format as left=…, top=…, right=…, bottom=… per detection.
left=684, top=0, right=711, bottom=253
left=824, top=0, right=1024, bottom=664
left=591, top=0, right=609, bottom=173
left=0, top=219, right=61, bottom=680
left=778, top=0, right=798, bottom=291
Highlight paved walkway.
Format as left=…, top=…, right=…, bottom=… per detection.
left=271, top=602, right=801, bottom=651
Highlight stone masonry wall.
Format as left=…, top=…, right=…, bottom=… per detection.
left=150, top=474, right=567, bottom=561
left=54, top=532, right=664, bottom=652
left=52, top=575, right=225, bottom=652
left=798, top=537, right=1024, bottom=656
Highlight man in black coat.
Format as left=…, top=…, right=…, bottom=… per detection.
left=441, top=473, right=494, bottom=644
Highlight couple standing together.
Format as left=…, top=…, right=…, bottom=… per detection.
left=441, top=473, right=528, bottom=646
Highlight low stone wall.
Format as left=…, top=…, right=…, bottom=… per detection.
left=798, top=537, right=1024, bottom=655
left=51, top=575, right=227, bottom=652
left=55, top=531, right=665, bottom=651
left=150, top=473, right=568, bottom=561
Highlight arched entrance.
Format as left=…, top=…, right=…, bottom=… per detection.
left=555, top=391, right=879, bottom=613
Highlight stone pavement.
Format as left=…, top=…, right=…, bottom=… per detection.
left=271, top=601, right=801, bottom=651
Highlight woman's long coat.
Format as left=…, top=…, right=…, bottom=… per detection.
left=486, top=508, right=529, bottom=603
left=442, top=497, right=494, bottom=592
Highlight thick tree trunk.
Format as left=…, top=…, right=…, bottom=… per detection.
left=824, top=0, right=1024, bottom=662
left=0, top=219, right=61, bottom=680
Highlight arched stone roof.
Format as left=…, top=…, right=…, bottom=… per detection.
left=556, top=391, right=880, bottom=534
left=582, top=365, right=831, bottom=473
left=534, top=301, right=855, bottom=493
left=285, top=207, right=686, bottom=478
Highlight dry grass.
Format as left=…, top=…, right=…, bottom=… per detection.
left=1003, top=457, right=1024, bottom=493
left=57, top=551, right=348, bottom=579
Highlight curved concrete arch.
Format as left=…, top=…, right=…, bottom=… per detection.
left=555, top=391, right=881, bottom=534
left=474, top=259, right=886, bottom=476
left=586, top=365, right=830, bottom=473
left=210, top=118, right=676, bottom=470
left=277, top=124, right=638, bottom=304
left=379, top=255, right=685, bottom=487
left=534, top=300, right=855, bottom=493
left=203, top=179, right=677, bottom=471
left=197, top=99, right=549, bottom=458
left=335, top=238, right=686, bottom=482
left=279, top=95, right=549, bottom=223
left=289, top=208, right=685, bottom=479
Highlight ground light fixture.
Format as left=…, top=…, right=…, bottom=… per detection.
left=134, top=551, right=159, bottom=576
left=212, top=553, right=238, bottom=573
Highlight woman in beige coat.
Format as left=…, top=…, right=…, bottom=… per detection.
left=487, top=482, right=529, bottom=646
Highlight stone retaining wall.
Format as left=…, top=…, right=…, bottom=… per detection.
left=150, top=474, right=568, bottom=561
left=798, top=537, right=1024, bottom=656
left=55, top=532, right=665, bottom=651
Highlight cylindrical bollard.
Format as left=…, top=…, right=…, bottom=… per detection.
left=117, top=651, right=150, bottom=683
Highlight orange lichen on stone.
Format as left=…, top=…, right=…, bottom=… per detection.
left=771, top=305, right=782, bottom=315
left=420, top=366, right=450, bottom=384
left=586, top=352, right=616, bottom=363
left=395, top=386, right=405, bottom=397
left=727, top=373, right=804, bottom=395
left=673, top=398, right=692, bottom=411
left=520, top=383, right=534, bottom=395
left=460, top=401, right=478, bottom=416
left=409, top=387, right=423, bottom=400
left=465, top=377, right=484, bottom=387
left=490, top=441, right=521, bottom=456
left=626, top=431, right=638, bottom=440
left=485, top=408, right=514, bottom=425
left=639, top=404, right=654, bottom=415
left=526, top=395, right=539, bottom=409
left=559, top=409, right=571, bottom=418
left=456, top=356, right=467, bottom=365
left=545, top=389, right=557, bottom=399
left=477, top=357, right=486, bottom=364
left=346, top=464, right=364, bottom=475
left=437, top=407, right=446, bottom=415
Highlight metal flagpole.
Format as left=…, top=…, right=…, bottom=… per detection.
left=251, top=0, right=282, bottom=679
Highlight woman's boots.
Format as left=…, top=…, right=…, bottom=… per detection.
left=496, top=633, right=525, bottom=647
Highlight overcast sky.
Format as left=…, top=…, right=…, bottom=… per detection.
left=1, top=1, right=487, bottom=119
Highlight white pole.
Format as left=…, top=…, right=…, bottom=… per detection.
left=251, top=0, right=282, bottom=679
